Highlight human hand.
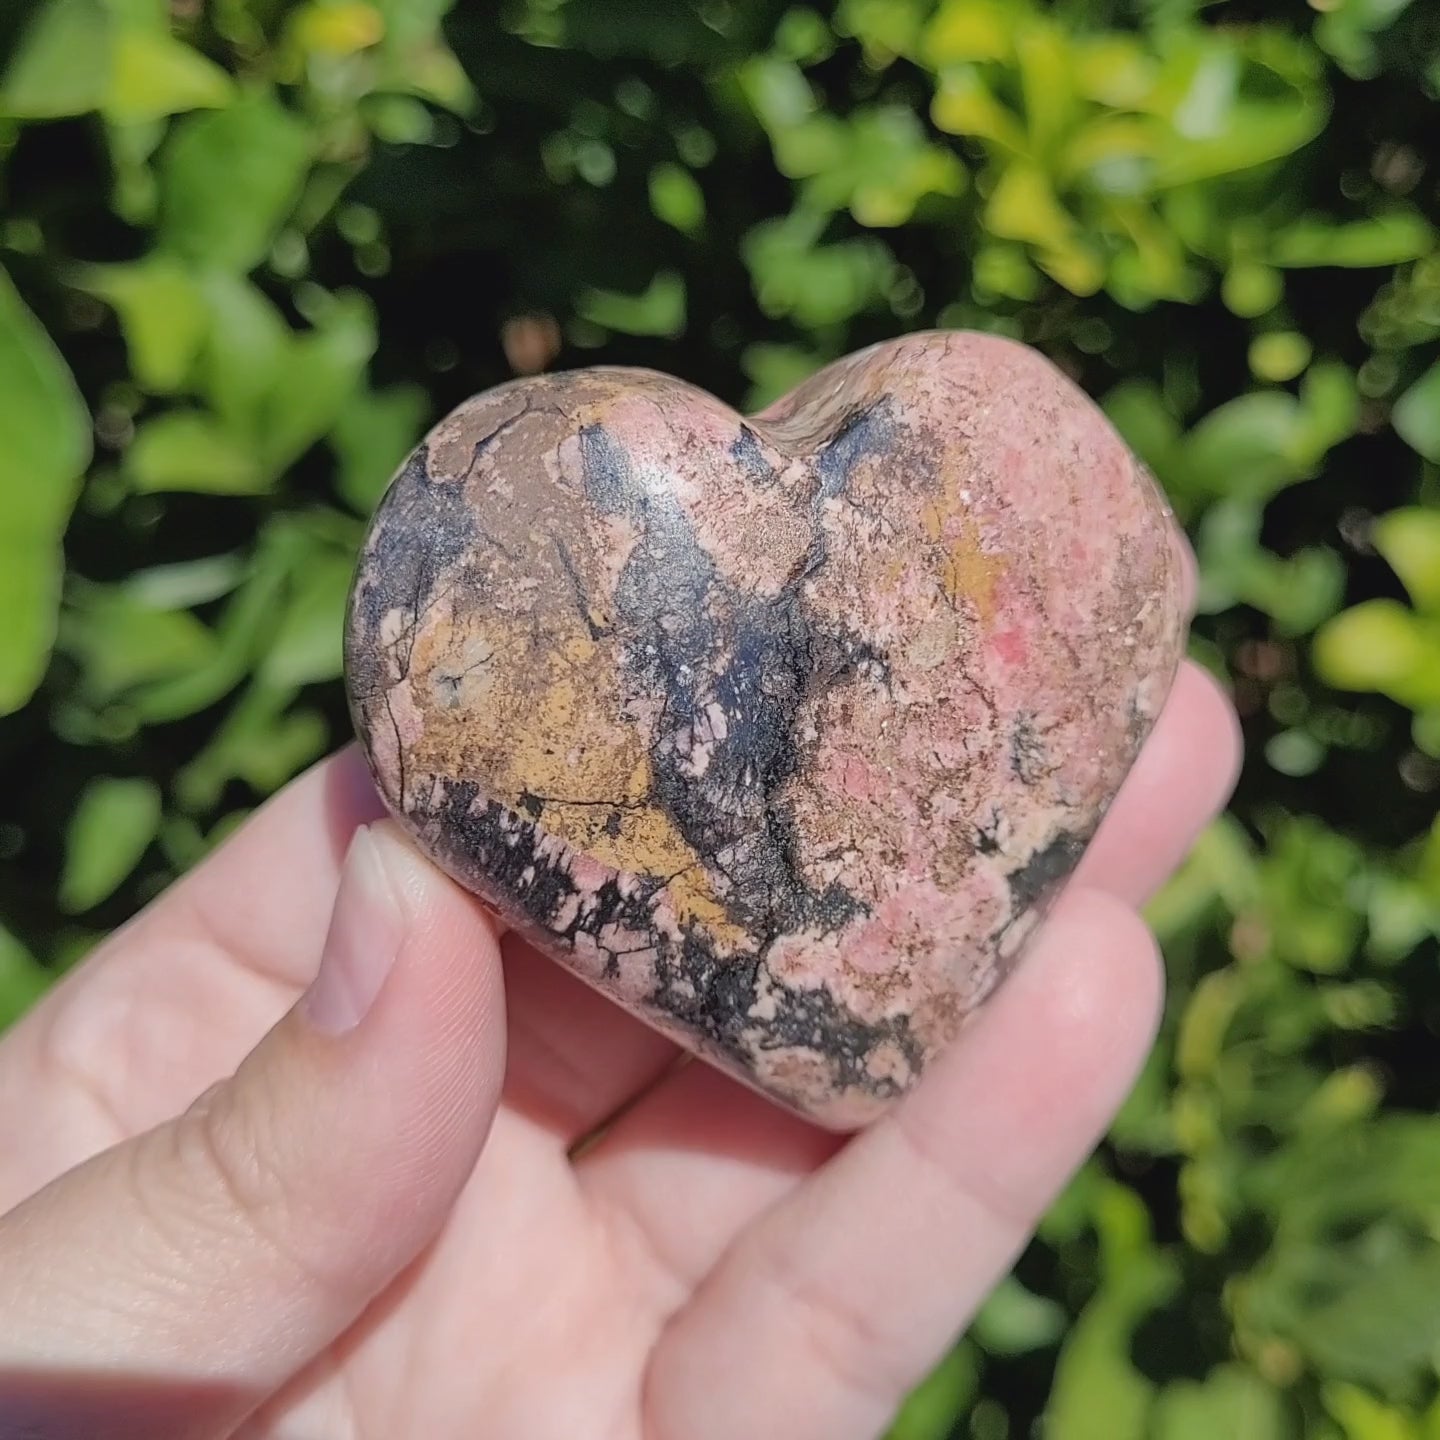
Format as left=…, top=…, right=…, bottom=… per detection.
left=0, top=595, right=1239, bottom=1439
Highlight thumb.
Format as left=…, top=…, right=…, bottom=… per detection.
left=0, top=821, right=506, bottom=1439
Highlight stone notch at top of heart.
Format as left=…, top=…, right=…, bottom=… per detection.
left=344, top=330, right=1186, bottom=1128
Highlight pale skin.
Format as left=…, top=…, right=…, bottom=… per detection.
left=0, top=557, right=1240, bottom=1439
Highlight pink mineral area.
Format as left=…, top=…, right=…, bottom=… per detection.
left=345, top=330, right=1186, bottom=1130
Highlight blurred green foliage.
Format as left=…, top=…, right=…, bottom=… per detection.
left=1, top=0, right=1439, bottom=1434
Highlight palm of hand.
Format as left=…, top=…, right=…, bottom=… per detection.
left=0, top=663, right=1237, bottom=1440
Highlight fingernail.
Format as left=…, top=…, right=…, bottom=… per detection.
left=302, top=825, right=406, bottom=1034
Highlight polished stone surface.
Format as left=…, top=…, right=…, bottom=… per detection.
left=345, top=332, right=1186, bottom=1128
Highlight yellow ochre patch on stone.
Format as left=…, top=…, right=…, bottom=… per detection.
left=942, top=521, right=1002, bottom=626
left=408, top=606, right=748, bottom=949
left=925, top=487, right=1004, bottom=627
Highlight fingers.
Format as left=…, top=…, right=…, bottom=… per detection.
left=576, top=662, right=1237, bottom=1291
left=0, top=750, right=389, bottom=1195
left=0, top=823, right=505, bottom=1440
left=140, top=745, right=389, bottom=992
left=501, top=933, right=680, bottom=1143
left=1073, top=660, right=1241, bottom=907
left=644, top=888, right=1161, bottom=1440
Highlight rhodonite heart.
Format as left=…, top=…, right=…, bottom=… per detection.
left=344, top=331, right=1186, bottom=1129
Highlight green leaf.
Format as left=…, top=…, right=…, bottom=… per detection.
left=1046, top=1254, right=1178, bottom=1440
left=931, top=69, right=1027, bottom=152
left=1271, top=213, right=1435, bottom=269
left=1250, top=332, right=1313, bottom=384
left=649, top=162, right=706, bottom=234
left=986, top=162, right=1075, bottom=249
left=971, top=1275, right=1067, bottom=1356
left=262, top=293, right=377, bottom=470
left=127, top=411, right=266, bottom=495
left=59, top=777, right=162, bottom=913
left=837, top=106, right=966, bottom=227
left=1154, top=1367, right=1290, bottom=1440
left=160, top=94, right=313, bottom=273
left=196, top=273, right=292, bottom=435
left=1151, top=38, right=1329, bottom=188
left=1323, top=1382, right=1417, bottom=1440
left=257, top=551, right=354, bottom=689
left=985, top=163, right=1103, bottom=294
left=1314, top=601, right=1440, bottom=705
left=331, top=383, right=428, bottom=513
left=1222, top=263, right=1284, bottom=318
left=288, top=0, right=385, bottom=58
left=885, top=1344, right=978, bottom=1440
left=1261, top=1241, right=1440, bottom=1390
left=0, top=924, right=51, bottom=1030
left=175, top=682, right=329, bottom=810
left=122, top=554, right=246, bottom=612
left=60, top=585, right=220, bottom=703
left=742, top=212, right=892, bottom=326
left=741, top=342, right=825, bottom=410
left=1015, top=20, right=1076, bottom=155
left=106, top=26, right=234, bottom=123
left=0, top=0, right=113, bottom=119
left=1372, top=508, right=1440, bottom=614
left=79, top=257, right=211, bottom=394
left=1103, top=379, right=1182, bottom=478
left=578, top=272, right=687, bottom=338
left=1414, top=708, right=1440, bottom=759
left=922, top=0, right=1015, bottom=66
left=1392, top=363, right=1440, bottom=463
left=1183, top=392, right=1303, bottom=500
left=0, top=267, right=93, bottom=715
left=1316, top=0, right=1419, bottom=80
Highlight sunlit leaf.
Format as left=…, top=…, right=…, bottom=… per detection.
left=1392, top=362, right=1440, bottom=463
left=1046, top=1252, right=1177, bottom=1440
left=884, top=1344, right=978, bottom=1440
left=1314, top=601, right=1440, bottom=708
left=1372, top=508, right=1440, bottom=614
left=1153, top=1366, right=1290, bottom=1440
left=1271, top=213, right=1435, bottom=269
left=1150, top=38, right=1329, bottom=188
left=263, top=293, right=377, bottom=469
left=258, top=551, right=354, bottom=689
left=60, top=585, right=219, bottom=702
left=1015, top=19, right=1075, bottom=155
left=986, top=162, right=1075, bottom=249
left=127, top=411, right=267, bottom=495
left=1250, top=332, right=1313, bottom=384
left=930, top=69, right=1026, bottom=152
left=79, top=257, right=211, bottom=394
left=159, top=93, right=312, bottom=273
left=0, top=0, right=113, bottom=119
left=176, top=681, right=329, bottom=811
left=106, top=25, right=234, bottom=123
left=922, top=0, right=1015, bottom=66
left=0, top=267, right=92, bottom=715
left=1059, top=116, right=1166, bottom=184
left=196, top=273, right=292, bottom=436
left=289, top=1, right=385, bottom=57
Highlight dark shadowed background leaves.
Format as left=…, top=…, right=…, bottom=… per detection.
left=1, top=1, right=1438, bottom=1436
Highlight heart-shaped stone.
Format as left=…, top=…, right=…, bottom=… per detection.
left=345, top=332, right=1185, bottom=1129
